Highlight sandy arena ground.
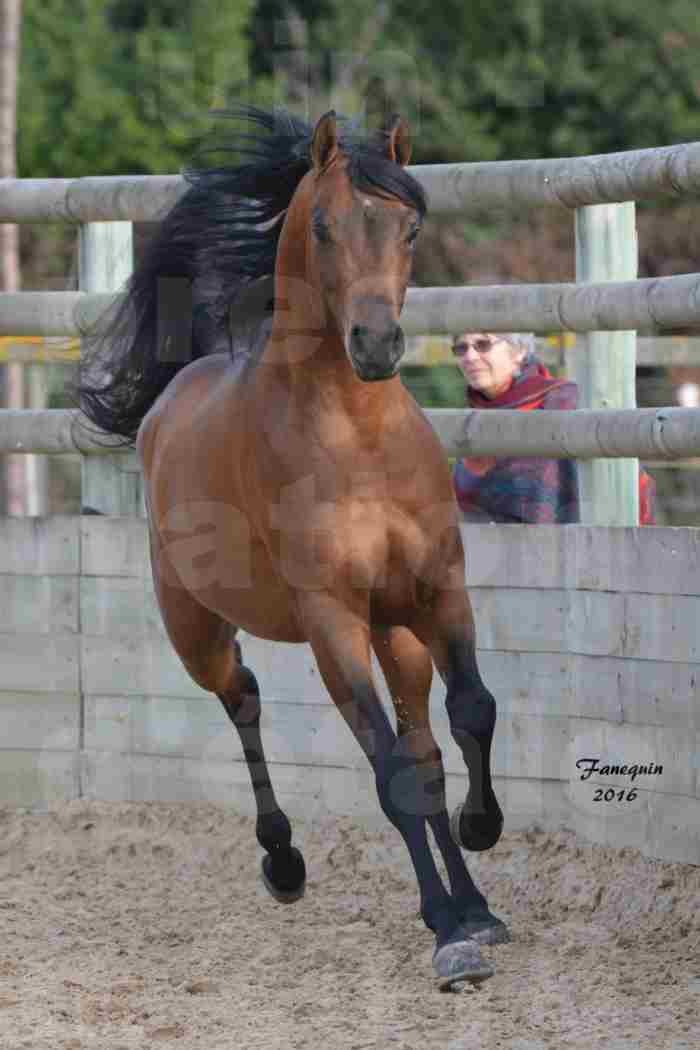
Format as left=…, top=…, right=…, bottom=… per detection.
left=0, top=800, right=698, bottom=1050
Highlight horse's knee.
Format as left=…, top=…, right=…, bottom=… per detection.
left=182, top=655, right=232, bottom=695
left=443, top=642, right=496, bottom=740
left=219, top=663, right=260, bottom=723
left=375, top=750, right=444, bottom=824
left=182, top=641, right=254, bottom=701
left=446, top=683, right=496, bottom=740
left=397, top=726, right=442, bottom=765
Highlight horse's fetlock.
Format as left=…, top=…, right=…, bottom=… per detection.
left=256, top=809, right=292, bottom=854
left=421, top=893, right=458, bottom=939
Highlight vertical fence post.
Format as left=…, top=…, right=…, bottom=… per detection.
left=79, top=222, right=141, bottom=515
left=571, top=203, right=639, bottom=525
left=25, top=364, right=48, bottom=515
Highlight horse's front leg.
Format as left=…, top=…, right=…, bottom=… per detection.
left=372, top=626, right=508, bottom=946
left=414, top=587, right=504, bottom=855
left=298, top=592, right=493, bottom=988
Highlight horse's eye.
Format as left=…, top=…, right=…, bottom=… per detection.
left=406, top=227, right=420, bottom=247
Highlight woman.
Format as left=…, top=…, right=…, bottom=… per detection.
left=451, top=332, right=655, bottom=524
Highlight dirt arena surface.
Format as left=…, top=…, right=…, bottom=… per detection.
left=0, top=800, right=698, bottom=1050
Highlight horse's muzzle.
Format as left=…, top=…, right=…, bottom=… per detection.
left=348, top=323, right=405, bottom=381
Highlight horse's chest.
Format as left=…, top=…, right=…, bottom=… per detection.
left=336, top=503, right=433, bottom=616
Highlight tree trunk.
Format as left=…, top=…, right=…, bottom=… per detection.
left=0, top=0, right=24, bottom=515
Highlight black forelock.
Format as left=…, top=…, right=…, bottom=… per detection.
left=344, top=146, right=427, bottom=218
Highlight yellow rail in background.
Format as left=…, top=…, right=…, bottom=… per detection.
left=4, top=333, right=700, bottom=367
left=0, top=336, right=80, bottom=363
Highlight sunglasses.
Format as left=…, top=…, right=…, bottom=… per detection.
left=452, top=336, right=502, bottom=357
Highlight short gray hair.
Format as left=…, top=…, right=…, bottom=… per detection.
left=502, top=332, right=535, bottom=359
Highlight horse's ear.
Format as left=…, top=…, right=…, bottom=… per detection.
left=382, top=114, right=411, bottom=167
left=311, top=110, right=339, bottom=171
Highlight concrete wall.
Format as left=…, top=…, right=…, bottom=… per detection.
left=1, top=516, right=699, bottom=865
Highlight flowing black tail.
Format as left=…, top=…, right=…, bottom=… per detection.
left=76, top=106, right=314, bottom=444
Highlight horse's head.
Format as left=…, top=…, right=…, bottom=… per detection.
left=276, top=110, right=425, bottom=382
left=308, top=111, right=423, bottom=381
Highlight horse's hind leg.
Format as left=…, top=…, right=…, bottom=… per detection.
left=218, top=644, right=306, bottom=903
left=372, top=627, right=509, bottom=945
left=149, top=531, right=305, bottom=903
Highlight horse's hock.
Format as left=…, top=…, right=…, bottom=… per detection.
left=0, top=514, right=697, bottom=867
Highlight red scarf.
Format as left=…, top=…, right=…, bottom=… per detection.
left=462, top=360, right=568, bottom=476
left=467, top=360, right=567, bottom=410
left=461, top=359, right=656, bottom=524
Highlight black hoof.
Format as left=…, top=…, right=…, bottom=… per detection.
left=450, top=798, right=503, bottom=852
left=260, top=847, right=306, bottom=904
left=433, top=939, right=493, bottom=989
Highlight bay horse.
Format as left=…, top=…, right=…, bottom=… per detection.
left=79, top=106, right=508, bottom=988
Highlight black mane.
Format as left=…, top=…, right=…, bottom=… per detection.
left=77, top=106, right=428, bottom=443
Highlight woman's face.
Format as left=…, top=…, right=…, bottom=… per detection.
left=452, top=333, right=525, bottom=398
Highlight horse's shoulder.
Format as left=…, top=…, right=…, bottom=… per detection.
left=136, top=353, right=234, bottom=459
left=161, top=353, right=233, bottom=406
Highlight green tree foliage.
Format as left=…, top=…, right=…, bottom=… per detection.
left=19, top=0, right=254, bottom=177
left=15, top=0, right=700, bottom=292
left=248, top=0, right=700, bottom=162
left=17, top=0, right=700, bottom=177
